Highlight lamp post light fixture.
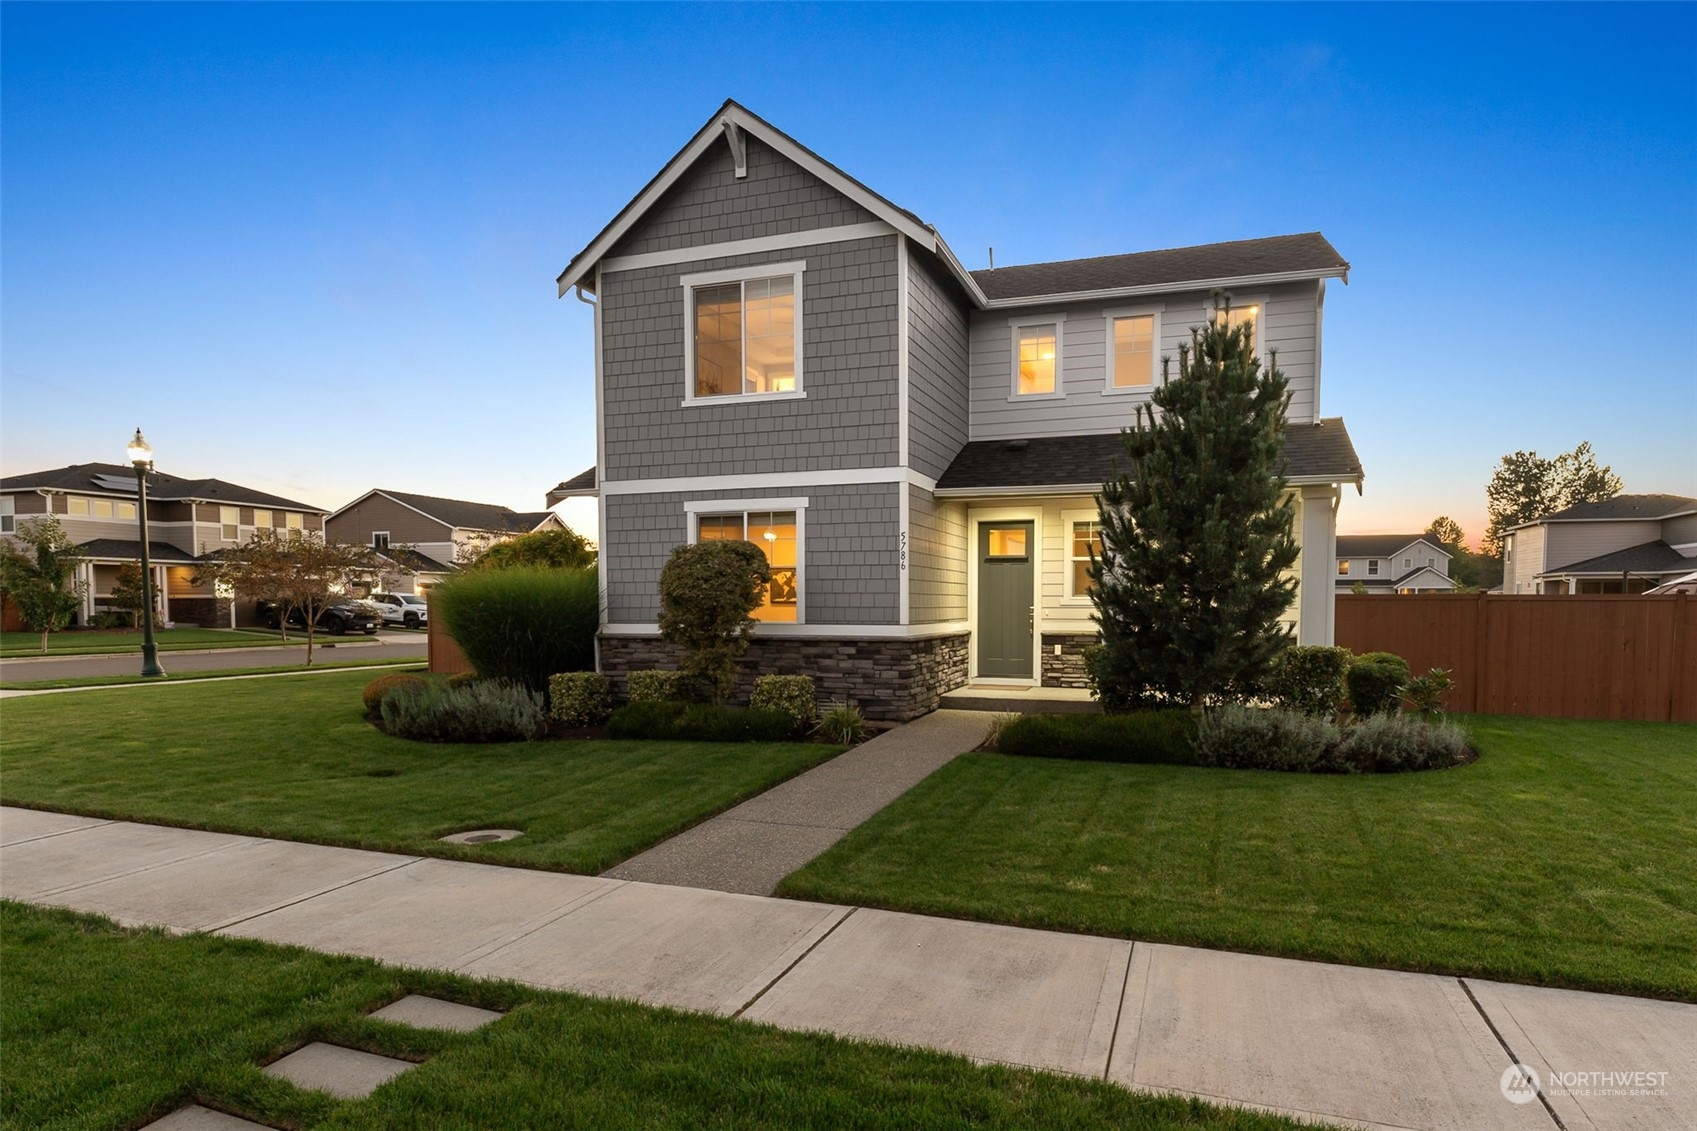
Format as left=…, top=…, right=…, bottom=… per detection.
left=127, top=428, right=165, bottom=678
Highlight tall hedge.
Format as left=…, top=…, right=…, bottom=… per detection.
left=431, top=565, right=598, bottom=693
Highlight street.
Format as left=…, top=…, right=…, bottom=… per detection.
left=0, top=631, right=428, bottom=683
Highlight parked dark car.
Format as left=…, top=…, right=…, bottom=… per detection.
left=255, top=599, right=380, bottom=635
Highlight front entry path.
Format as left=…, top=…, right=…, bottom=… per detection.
left=4, top=805, right=1693, bottom=1131
left=603, top=709, right=993, bottom=895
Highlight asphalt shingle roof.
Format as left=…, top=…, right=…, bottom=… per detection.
left=1336, top=534, right=1442, bottom=558
left=1530, top=494, right=1697, bottom=524
left=1546, top=540, right=1692, bottom=576
left=546, top=468, right=597, bottom=503
left=376, top=490, right=554, bottom=535
left=69, top=538, right=200, bottom=564
left=0, top=463, right=324, bottom=512
left=970, top=233, right=1349, bottom=302
left=934, top=418, right=1362, bottom=493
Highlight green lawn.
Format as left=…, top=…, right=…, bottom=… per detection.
left=1, top=903, right=1311, bottom=1131
left=0, top=657, right=422, bottom=691
left=779, top=716, right=1697, bottom=1002
left=2, top=627, right=307, bottom=657
left=0, top=671, right=839, bottom=874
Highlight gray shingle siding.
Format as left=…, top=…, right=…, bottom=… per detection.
left=607, top=135, right=876, bottom=259
left=602, top=482, right=901, bottom=626
left=906, top=248, right=972, bottom=479
left=600, top=235, right=900, bottom=481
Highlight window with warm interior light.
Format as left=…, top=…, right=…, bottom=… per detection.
left=254, top=509, right=272, bottom=529
left=285, top=512, right=303, bottom=538
left=68, top=496, right=90, bottom=516
left=1107, top=313, right=1156, bottom=389
left=687, top=266, right=800, bottom=401
left=1337, top=560, right=1350, bottom=575
left=220, top=507, right=239, bottom=541
left=986, top=527, right=1029, bottom=557
left=1212, top=300, right=1261, bottom=358
left=117, top=502, right=135, bottom=520
left=696, top=509, right=800, bottom=623
left=1014, top=324, right=1059, bottom=395
left=1070, top=520, right=1103, bottom=596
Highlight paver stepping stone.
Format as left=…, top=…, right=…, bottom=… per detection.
left=0, top=819, right=251, bottom=902
left=0, top=806, right=111, bottom=847
left=219, top=857, right=619, bottom=969
left=460, top=882, right=849, bottom=1015
left=370, top=993, right=503, bottom=1032
left=139, top=1106, right=273, bottom=1130
left=1109, top=943, right=1550, bottom=1131
left=262, top=1042, right=416, bottom=1100
left=742, top=908, right=1130, bottom=1076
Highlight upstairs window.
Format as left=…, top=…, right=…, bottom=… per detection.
left=1211, top=296, right=1264, bottom=360
left=1369, top=560, right=1380, bottom=575
left=220, top=506, right=239, bottom=541
left=1105, top=308, right=1161, bottom=390
left=0, top=497, right=12, bottom=534
left=68, top=496, right=90, bottom=516
left=1013, top=323, right=1060, bottom=396
left=694, top=506, right=801, bottom=623
left=683, top=263, right=803, bottom=403
left=253, top=509, right=272, bottom=529
left=372, top=532, right=391, bottom=551
left=117, top=502, right=136, bottom=520
left=285, top=512, right=304, bottom=539
left=1337, top=560, right=1350, bottom=576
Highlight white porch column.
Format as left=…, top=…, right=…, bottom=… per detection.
left=157, top=565, right=171, bottom=626
left=1299, top=484, right=1341, bottom=645
left=78, top=562, right=96, bottom=624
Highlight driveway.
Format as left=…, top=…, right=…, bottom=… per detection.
left=0, top=631, right=427, bottom=682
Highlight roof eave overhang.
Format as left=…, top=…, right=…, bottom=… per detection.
left=976, top=266, right=1349, bottom=311
left=556, top=103, right=941, bottom=299
left=932, top=483, right=1099, bottom=499
left=546, top=486, right=599, bottom=507
left=1507, top=508, right=1697, bottom=532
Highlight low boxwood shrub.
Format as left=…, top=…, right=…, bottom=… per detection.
left=1268, top=645, right=1352, bottom=718
left=379, top=679, right=548, bottom=743
left=1335, top=713, right=1471, bottom=772
left=362, top=672, right=425, bottom=716
left=813, top=702, right=867, bottom=745
left=626, top=670, right=684, bottom=704
left=1195, top=705, right=1341, bottom=771
left=549, top=671, right=612, bottom=727
left=1346, top=652, right=1411, bottom=718
left=608, top=701, right=797, bottom=743
left=429, top=566, right=598, bottom=694
left=995, top=710, right=1200, bottom=765
left=749, top=675, right=818, bottom=729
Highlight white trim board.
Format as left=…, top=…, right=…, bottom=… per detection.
left=602, top=621, right=969, bottom=640
left=604, top=223, right=892, bottom=275
left=600, top=466, right=938, bottom=497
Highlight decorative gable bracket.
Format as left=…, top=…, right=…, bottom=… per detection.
left=723, top=120, right=747, bottom=179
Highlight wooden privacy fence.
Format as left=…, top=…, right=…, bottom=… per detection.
left=1335, top=593, right=1695, bottom=722
left=427, top=617, right=474, bottom=676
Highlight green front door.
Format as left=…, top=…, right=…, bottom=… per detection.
left=977, top=522, right=1034, bottom=678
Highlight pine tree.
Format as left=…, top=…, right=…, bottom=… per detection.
left=1089, top=295, right=1300, bottom=710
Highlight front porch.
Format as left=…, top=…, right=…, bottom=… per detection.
left=938, top=682, right=1100, bottom=714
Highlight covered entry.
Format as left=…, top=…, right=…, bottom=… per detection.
left=976, top=521, right=1034, bottom=678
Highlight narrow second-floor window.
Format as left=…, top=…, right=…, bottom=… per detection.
left=372, top=532, right=391, bottom=551
left=1070, top=520, right=1103, bottom=597
left=285, top=512, right=303, bottom=539
left=1014, top=323, right=1060, bottom=396
left=221, top=506, right=239, bottom=541
left=1107, top=312, right=1157, bottom=389
left=0, top=497, right=13, bottom=534
left=1211, top=299, right=1262, bottom=360
left=1338, top=560, right=1350, bottom=576
left=685, top=265, right=801, bottom=402
left=1369, top=560, right=1380, bottom=575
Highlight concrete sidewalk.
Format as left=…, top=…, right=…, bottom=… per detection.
left=604, top=709, right=993, bottom=894
left=3, top=806, right=1692, bottom=1131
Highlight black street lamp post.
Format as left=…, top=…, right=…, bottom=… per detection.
left=127, top=428, right=165, bottom=678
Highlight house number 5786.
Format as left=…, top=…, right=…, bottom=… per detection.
left=899, top=530, right=908, bottom=572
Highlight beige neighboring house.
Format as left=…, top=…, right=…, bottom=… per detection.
left=1335, top=534, right=1453, bottom=594
left=0, top=462, right=326, bottom=627
left=1502, top=493, right=1697, bottom=594
left=325, top=489, right=566, bottom=594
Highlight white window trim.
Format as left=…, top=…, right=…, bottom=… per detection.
left=372, top=531, right=391, bottom=549
left=0, top=496, right=13, bottom=534
left=1061, top=508, right=1101, bottom=602
left=1102, top=303, right=1164, bottom=395
left=1007, top=313, right=1067, bottom=401
left=685, top=496, right=808, bottom=625
left=680, top=260, right=806, bottom=408
left=1368, top=560, right=1380, bottom=575
left=1206, top=292, right=1269, bottom=359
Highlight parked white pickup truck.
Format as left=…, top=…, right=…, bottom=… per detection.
left=370, top=592, right=429, bottom=629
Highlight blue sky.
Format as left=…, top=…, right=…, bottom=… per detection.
left=3, top=2, right=1693, bottom=546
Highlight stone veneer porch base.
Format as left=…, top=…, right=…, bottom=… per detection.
left=597, top=631, right=969, bottom=722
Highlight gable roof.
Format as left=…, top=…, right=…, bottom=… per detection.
left=1541, top=540, right=1691, bottom=577
left=0, top=462, right=324, bottom=512
left=376, top=547, right=458, bottom=575
left=1336, top=534, right=1448, bottom=559
left=557, top=101, right=1349, bottom=310
left=933, top=418, right=1362, bottom=496
left=1518, top=493, right=1697, bottom=527
left=972, top=233, right=1349, bottom=303
left=546, top=467, right=597, bottom=506
left=67, top=538, right=201, bottom=565
left=334, top=488, right=556, bottom=535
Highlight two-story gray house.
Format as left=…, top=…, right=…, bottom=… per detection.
left=548, top=102, right=1363, bottom=718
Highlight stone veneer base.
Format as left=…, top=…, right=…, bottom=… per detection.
left=1040, top=632, right=1100, bottom=689
left=598, top=631, right=970, bottom=721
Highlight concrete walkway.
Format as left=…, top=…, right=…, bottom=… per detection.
left=4, top=806, right=1691, bottom=1131
left=603, top=709, right=993, bottom=895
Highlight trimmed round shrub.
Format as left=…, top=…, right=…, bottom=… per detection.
left=379, top=679, right=547, bottom=743
left=996, top=710, right=1200, bottom=765
left=608, top=701, right=796, bottom=743
left=363, top=672, right=425, bottom=716
left=749, top=675, right=818, bottom=731
left=1268, top=645, right=1352, bottom=718
left=1195, top=705, right=1341, bottom=771
left=658, top=540, right=769, bottom=704
left=430, top=566, right=598, bottom=694
left=1346, top=652, right=1411, bottom=718
left=1335, top=714, right=1472, bottom=772
left=626, top=670, right=684, bottom=704
left=549, top=672, right=613, bottom=727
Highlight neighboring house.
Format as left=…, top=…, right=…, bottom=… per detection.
left=546, top=101, right=1364, bottom=718
left=1502, top=494, right=1697, bottom=594
left=1335, top=534, right=1453, bottom=594
left=325, top=489, right=565, bottom=593
left=0, top=462, right=326, bottom=627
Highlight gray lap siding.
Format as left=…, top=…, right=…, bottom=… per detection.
left=600, top=234, right=900, bottom=481
left=603, top=482, right=901, bottom=626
